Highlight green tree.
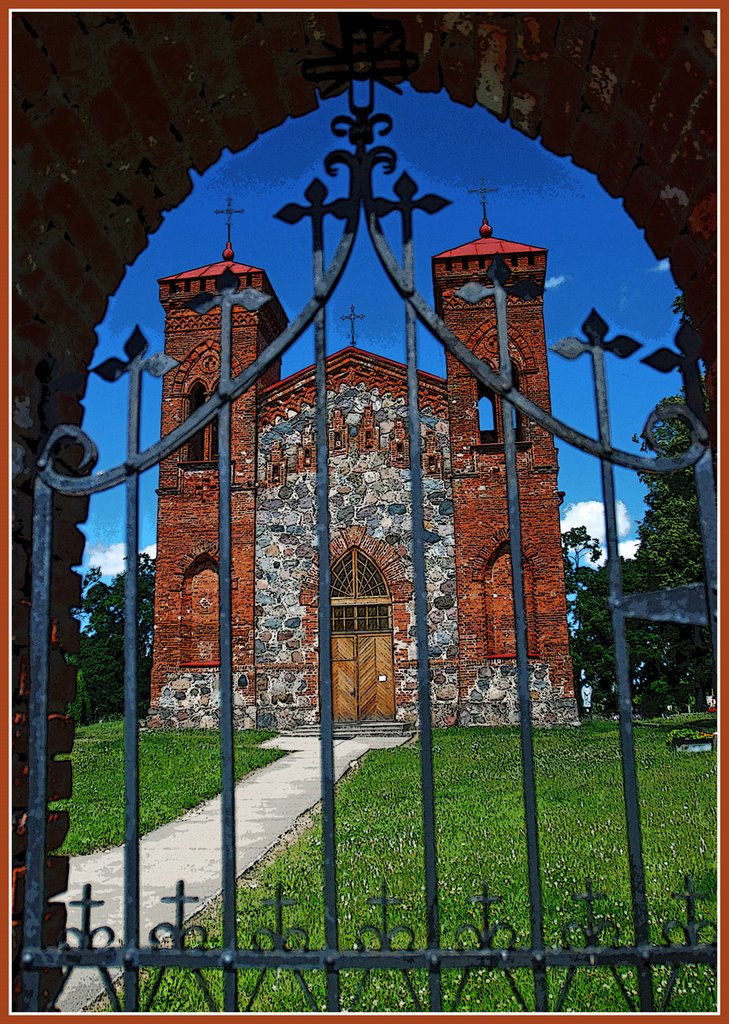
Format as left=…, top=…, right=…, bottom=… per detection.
left=69, top=553, right=156, bottom=722
left=631, top=391, right=713, bottom=712
left=561, top=388, right=714, bottom=717
left=562, top=529, right=650, bottom=713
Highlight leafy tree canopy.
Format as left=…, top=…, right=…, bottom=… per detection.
left=562, top=388, right=714, bottom=716
left=68, top=553, right=155, bottom=723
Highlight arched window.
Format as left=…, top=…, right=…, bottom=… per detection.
left=477, top=381, right=497, bottom=442
left=477, top=373, right=525, bottom=444
left=180, top=555, right=219, bottom=664
left=330, top=549, right=391, bottom=633
left=186, top=381, right=218, bottom=462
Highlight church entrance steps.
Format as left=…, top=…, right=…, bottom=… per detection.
left=281, top=721, right=414, bottom=739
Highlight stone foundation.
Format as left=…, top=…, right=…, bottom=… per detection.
left=148, top=662, right=578, bottom=730
left=145, top=669, right=256, bottom=730
left=255, top=666, right=318, bottom=730
left=459, top=660, right=579, bottom=727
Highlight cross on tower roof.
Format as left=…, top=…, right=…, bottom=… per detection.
left=467, top=178, right=497, bottom=238
left=341, top=304, right=365, bottom=347
left=215, top=195, right=244, bottom=262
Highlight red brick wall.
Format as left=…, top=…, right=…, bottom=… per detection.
left=434, top=246, right=574, bottom=701
left=149, top=269, right=287, bottom=715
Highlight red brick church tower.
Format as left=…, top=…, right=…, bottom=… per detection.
left=148, top=210, right=576, bottom=730
left=149, top=235, right=288, bottom=728
left=433, top=211, right=574, bottom=724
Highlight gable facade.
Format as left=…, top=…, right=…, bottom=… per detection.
left=147, top=230, right=578, bottom=731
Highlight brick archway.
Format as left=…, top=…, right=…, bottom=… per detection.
left=11, top=11, right=716, bottom=1006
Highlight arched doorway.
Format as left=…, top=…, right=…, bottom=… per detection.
left=330, top=548, right=395, bottom=722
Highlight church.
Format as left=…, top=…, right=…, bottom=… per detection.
left=147, top=214, right=578, bottom=731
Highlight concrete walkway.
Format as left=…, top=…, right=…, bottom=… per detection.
left=57, top=734, right=407, bottom=1012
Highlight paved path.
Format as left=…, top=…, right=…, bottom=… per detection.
left=57, top=734, right=407, bottom=1012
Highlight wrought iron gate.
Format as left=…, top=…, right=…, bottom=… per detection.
left=20, top=16, right=716, bottom=1014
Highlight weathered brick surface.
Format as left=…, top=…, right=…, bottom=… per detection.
left=12, top=10, right=716, bottom=1007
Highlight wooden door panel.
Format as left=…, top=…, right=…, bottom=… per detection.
left=357, top=635, right=378, bottom=719
left=332, top=636, right=357, bottom=721
left=374, top=634, right=395, bottom=718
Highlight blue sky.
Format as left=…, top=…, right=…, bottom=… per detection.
left=80, top=84, right=684, bottom=576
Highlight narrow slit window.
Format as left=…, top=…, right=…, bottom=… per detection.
left=477, top=383, right=498, bottom=443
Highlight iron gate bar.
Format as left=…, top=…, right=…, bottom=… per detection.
left=33, top=291, right=709, bottom=502
left=495, top=269, right=549, bottom=1012
left=401, top=190, right=442, bottom=1011
left=21, top=477, right=53, bottom=1011
left=312, top=179, right=341, bottom=1013
left=592, top=330, right=653, bottom=1010
left=122, top=338, right=142, bottom=1012
left=29, top=941, right=717, bottom=971
left=217, top=276, right=238, bottom=1011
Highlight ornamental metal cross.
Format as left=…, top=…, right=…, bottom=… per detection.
left=261, top=881, right=297, bottom=937
left=468, top=178, right=498, bottom=221
left=215, top=195, right=245, bottom=246
left=342, top=303, right=365, bottom=346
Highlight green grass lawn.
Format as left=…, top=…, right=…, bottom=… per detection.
left=50, top=721, right=283, bottom=856
left=134, top=721, right=716, bottom=1014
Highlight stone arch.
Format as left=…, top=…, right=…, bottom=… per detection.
left=177, top=539, right=220, bottom=579
left=467, top=322, right=537, bottom=375
left=301, top=526, right=411, bottom=606
left=471, top=528, right=539, bottom=580
left=171, top=340, right=244, bottom=396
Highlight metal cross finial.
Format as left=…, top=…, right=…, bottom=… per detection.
left=467, top=178, right=498, bottom=221
left=367, top=880, right=401, bottom=936
left=574, top=878, right=607, bottom=935
left=160, top=879, right=200, bottom=935
left=673, top=875, right=705, bottom=925
left=215, top=195, right=244, bottom=257
left=261, top=881, right=297, bottom=937
left=468, top=880, right=502, bottom=933
left=341, top=303, right=365, bottom=346
left=69, top=884, right=105, bottom=943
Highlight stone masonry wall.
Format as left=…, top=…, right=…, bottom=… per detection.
left=255, top=379, right=459, bottom=730
left=461, top=661, right=579, bottom=727
left=145, top=669, right=255, bottom=731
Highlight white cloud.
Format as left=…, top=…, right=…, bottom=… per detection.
left=561, top=500, right=637, bottom=566
left=85, top=541, right=126, bottom=577
left=619, top=539, right=640, bottom=560
left=545, top=275, right=566, bottom=290
left=84, top=542, right=157, bottom=576
left=651, top=258, right=670, bottom=273
left=561, top=499, right=631, bottom=545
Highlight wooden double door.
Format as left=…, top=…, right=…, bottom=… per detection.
left=331, top=633, right=395, bottom=722
left=329, top=548, right=395, bottom=722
